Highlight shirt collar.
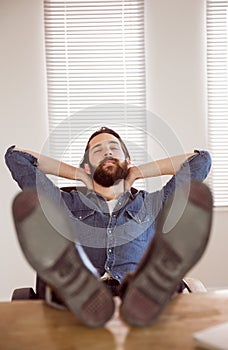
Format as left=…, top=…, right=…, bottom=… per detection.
left=85, top=187, right=138, bottom=200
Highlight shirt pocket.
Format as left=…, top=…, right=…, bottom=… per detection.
left=121, top=208, right=152, bottom=243
left=70, top=209, right=95, bottom=246
left=74, top=209, right=96, bottom=221
left=71, top=209, right=107, bottom=249
left=125, top=208, right=150, bottom=224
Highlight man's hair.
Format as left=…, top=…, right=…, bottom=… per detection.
left=80, top=126, right=130, bottom=168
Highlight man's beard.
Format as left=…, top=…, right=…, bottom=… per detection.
left=89, top=157, right=129, bottom=187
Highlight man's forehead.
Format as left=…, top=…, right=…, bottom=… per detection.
left=88, top=133, right=120, bottom=149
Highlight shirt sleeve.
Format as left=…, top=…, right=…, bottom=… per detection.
left=5, top=146, right=40, bottom=189
left=161, top=150, right=212, bottom=204
left=4, top=146, right=70, bottom=206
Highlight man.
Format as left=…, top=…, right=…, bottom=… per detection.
left=5, top=126, right=213, bottom=327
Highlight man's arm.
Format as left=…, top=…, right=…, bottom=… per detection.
left=7, top=147, right=93, bottom=189
left=126, top=152, right=197, bottom=188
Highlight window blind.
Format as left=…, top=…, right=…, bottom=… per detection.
left=43, top=0, right=146, bottom=187
left=206, top=0, right=228, bottom=206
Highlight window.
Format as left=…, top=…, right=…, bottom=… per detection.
left=206, top=0, right=228, bottom=206
left=43, top=0, right=146, bottom=187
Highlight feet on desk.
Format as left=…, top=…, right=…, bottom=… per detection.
left=120, top=181, right=213, bottom=327
left=12, top=181, right=213, bottom=328
left=12, top=190, right=115, bottom=328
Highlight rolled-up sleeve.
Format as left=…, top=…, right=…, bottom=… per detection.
left=161, top=150, right=212, bottom=204
left=5, top=145, right=75, bottom=212
left=5, top=146, right=40, bottom=189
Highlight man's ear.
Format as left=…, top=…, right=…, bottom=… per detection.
left=84, top=163, right=91, bottom=175
left=126, top=157, right=131, bottom=168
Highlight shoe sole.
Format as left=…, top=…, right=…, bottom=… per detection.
left=12, top=190, right=115, bottom=328
left=121, top=181, right=213, bottom=327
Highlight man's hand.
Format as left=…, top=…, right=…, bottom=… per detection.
left=75, top=168, right=93, bottom=190
left=125, top=166, right=141, bottom=191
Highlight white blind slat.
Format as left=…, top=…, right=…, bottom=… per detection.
left=207, top=0, right=228, bottom=206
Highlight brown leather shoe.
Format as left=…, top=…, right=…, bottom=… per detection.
left=12, top=190, right=115, bottom=328
left=120, top=181, right=213, bottom=327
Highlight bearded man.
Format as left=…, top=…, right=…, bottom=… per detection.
left=5, top=126, right=212, bottom=327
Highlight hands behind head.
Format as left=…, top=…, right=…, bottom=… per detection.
left=78, top=164, right=141, bottom=192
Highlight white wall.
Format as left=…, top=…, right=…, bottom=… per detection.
left=0, top=0, right=48, bottom=300
left=0, top=0, right=227, bottom=301
left=145, top=0, right=207, bottom=150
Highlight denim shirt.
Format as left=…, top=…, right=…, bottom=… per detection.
left=5, top=147, right=211, bottom=282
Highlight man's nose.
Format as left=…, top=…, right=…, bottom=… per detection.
left=104, top=148, right=112, bottom=157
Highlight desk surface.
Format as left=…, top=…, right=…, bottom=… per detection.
left=1, top=290, right=228, bottom=350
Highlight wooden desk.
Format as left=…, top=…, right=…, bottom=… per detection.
left=1, top=291, right=228, bottom=350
